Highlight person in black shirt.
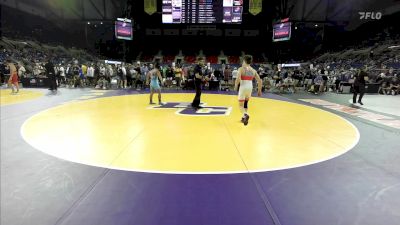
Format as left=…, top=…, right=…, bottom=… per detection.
left=0, top=62, right=7, bottom=85
left=72, top=64, right=80, bottom=88
left=353, top=70, right=369, bottom=105
left=45, top=58, right=57, bottom=92
left=390, top=76, right=400, bottom=95
left=191, top=57, right=208, bottom=109
left=320, top=73, right=328, bottom=92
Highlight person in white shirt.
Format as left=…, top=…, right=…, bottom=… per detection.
left=128, top=64, right=136, bottom=88
left=121, top=63, right=127, bottom=88
left=59, top=65, right=65, bottom=87
left=283, top=76, right=296, bottom=93
left=33, top=63, right=41, bottom=77
left=232, top=67, right=238, bottom=86
left=107, top=64, right=114, bottom=78
left=87, top=64, right=95, bottom=86
left=99, top=64, right=106, bottom=79
left=18, top=63, right=26, bottom=78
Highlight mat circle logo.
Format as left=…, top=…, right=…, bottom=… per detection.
left=149, top=102, right=232, bottom=116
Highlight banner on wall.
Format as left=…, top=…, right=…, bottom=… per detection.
left=249, top=0, right=262, bottom=15
left=144, top=0, right=157, bottom=15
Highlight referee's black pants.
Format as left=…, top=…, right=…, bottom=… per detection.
left=192, top=79, right=202, bottom=107
left=353, top=85, right=365, bottom=103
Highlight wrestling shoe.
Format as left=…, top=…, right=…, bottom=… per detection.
left=243, top=114, right=250, bottom=126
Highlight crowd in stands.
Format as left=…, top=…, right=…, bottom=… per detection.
left=1, top=35, right=399, bottom=96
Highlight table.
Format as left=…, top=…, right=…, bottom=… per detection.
left=340, top=82, right=380, bottom=94
left=21, top=77, right=51, bottom=88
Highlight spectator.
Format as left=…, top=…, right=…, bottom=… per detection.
left=18, top=63, right=26, bottom=78
left=0, top=61, right=7, bottom=85
left=45, top=58, right=57, bottom=91
left=96, top=76, right=109, bottom=90
left=174, top=64, right=183, bottom=88
left=320, top=72, right=328, bottom=93
left=213, top=68, right=222, bottom=80
left=312, top=74, right=323, bottom=94
left=127, top=64, right=135, bottom=88
left=141, top=64, right=149, bottom=79
left=121, top=63, right=127, bottom=89
left=72, top=63, right=80, bottom=88
left=379, top=74, right=392, bottom=95
left=304, top=70, right=313, bottom=91
left=33, top=63, right=41, bottom=77
left=232, top=67, right=238, bottom=83
left=58, top=64, right=65, bottom=87
left=87, top=64, right=95, bottom=86
left=99, top=64, right=106, bottom=78
left=224, top=65, right=232, bottom=82
left=389, top=75, right=399, bottom=95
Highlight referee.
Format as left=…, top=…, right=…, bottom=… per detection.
left=191, top=57, right=208, bottom=109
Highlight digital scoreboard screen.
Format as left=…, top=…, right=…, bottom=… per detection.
left=115, top=18, right=133, bottom=40
left=162, top=0, right=243, bottom=24
left=273, top=22, right=292, bottom=42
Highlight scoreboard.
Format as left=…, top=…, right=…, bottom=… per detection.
left=162, top=0, right=243, bottom=24
left=115, top=18, right=133, bottom=40
left=273, top=19, right=292, bottom=42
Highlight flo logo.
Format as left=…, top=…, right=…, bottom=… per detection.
left=148, top=102, right=232, bottom=116
left=359, top=12, right=382, bottom=20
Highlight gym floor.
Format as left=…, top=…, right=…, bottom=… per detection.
left=1, top=88, right=399, bottom=225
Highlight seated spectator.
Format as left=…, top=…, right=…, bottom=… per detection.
left=311, top=75, right=323, bottom=95
left=389, top=75, right=400, bottom=95
left=378, top=74, right=392, bottom=95
left=71, top=64, right=80, bottom=88
left=304, top=71, right=313, bottom=91
left=320, top=73, right=328, bottom=93
left=96, top=76, right=109, bottom=90
left=262, top=76, right=273, bottom=92
left=0, top=61, right=7, bottom=84
left=282, top=76, right=296, bottom=93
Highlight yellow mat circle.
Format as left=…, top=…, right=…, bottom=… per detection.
left=1, top=89, right=44, bottom=106
left=21, top=93, right=359, bottom=174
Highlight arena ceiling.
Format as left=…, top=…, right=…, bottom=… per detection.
left=1, top=0, right=399, bottom=29
left=0, top=0, right=127, bottom=22
left=288, top=0, right=400, bottom=29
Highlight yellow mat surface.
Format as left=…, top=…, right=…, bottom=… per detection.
left=22, top=93, right=359, bottom=173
